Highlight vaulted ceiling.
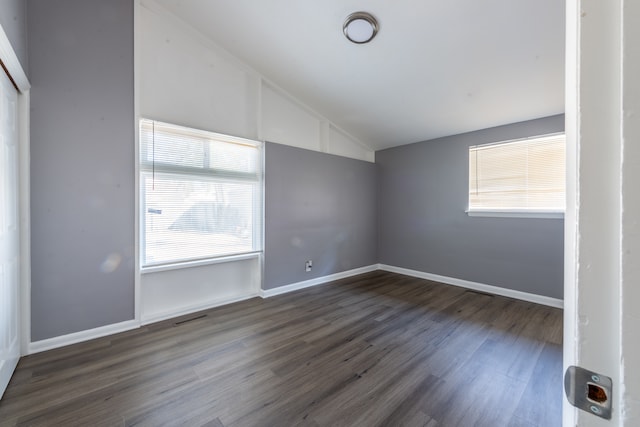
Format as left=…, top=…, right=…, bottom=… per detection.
left=152, top=0, right=565, bottom=151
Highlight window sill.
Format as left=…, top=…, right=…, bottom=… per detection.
left=466, top=210, right=564, bottom=219
left=141, top=251, right=261, bottom=274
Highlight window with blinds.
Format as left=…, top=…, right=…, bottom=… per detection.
left=468, top=133, right=566, bottom=214
left=139, top=119, right=263, bottom=267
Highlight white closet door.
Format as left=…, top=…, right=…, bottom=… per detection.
left=0, top=67, right=20, bottom=399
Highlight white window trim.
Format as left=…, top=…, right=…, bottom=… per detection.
left=466, top=209, right=564, bottom=219
left=140, top=251, right=261, bottom=274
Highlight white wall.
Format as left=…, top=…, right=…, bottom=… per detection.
left=260, top=84, right=374, bottom=162
left=140, top=257, right=260, bottom=324
left=139, top=0, right=374, bottom=161
left=138, top=0, right=374, bottom=321
left=261, top=84, right=321, bottom=152
left=328, top=126, right=374, bottom=162
left=138, top=1, right=259, bottom=140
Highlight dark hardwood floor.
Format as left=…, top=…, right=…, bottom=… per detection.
left=0, top=271, right=563, bottom=427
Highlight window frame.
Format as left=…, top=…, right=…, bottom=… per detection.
left=138, top=119, right=263, bottom=270
left=466, top=132, right=566, bottom=219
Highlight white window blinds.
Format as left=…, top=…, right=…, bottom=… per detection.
left=139, top=119, right=263, bottom=267
left=468, top=133, right=566, bottom=212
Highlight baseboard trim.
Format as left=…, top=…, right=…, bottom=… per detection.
left=28, top=319, right=140, bottom=355
left=378, top=264, right=564, bottom=309
left=140, top=292, right=260, bottom=326
left=27, top=263, right=561, bottom=354
left=260, top=264, right=379, bottom=298
left=27, top=293, right=263, bottom=354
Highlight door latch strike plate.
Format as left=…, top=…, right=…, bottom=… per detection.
left=564, top=365, right=612, bottom=420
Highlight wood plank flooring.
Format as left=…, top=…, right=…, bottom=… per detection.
left=0, top=271, right=563, bottom=427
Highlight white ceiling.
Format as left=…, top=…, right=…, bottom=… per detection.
left=152, top=0, right=565, bottom=151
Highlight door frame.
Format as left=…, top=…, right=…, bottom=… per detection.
left=0, top=22, right=31, bottom=357
left=564, top=0, right=640, bottom=425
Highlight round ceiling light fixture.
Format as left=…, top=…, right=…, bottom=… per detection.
left=343, top=12, right=379, bottom=44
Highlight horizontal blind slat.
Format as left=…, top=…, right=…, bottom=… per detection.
left=140, top=119, right=263, bottom=267
left=469, top=133, right=566, bottom=211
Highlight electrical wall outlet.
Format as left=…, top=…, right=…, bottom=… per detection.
left=305, top=260, right=312, bottom=272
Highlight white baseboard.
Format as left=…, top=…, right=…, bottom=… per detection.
left=28, top=319, right=140, bottom=355
left=378, top=264, right=564, bottom=309
left=27, top=263, right=561, bottom=354
left=140, top=292, right=260, bottom=325
left=260, top=264, right=379, bottom=298
left=27, top=293, right=262, bottom=354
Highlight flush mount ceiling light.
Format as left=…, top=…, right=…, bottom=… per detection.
left=343, top=12, right=379, bottom=44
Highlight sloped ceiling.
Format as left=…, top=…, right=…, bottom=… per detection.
left=152, top=0, right=565, bottom=151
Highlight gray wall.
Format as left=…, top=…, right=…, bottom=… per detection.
left=28, top=0, right=135, bottom=340
left=265, top=142, right=377, bottom=289
left=0, top=0, right=28, bottom=72
left=377, top=115, right=565, bottom=299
